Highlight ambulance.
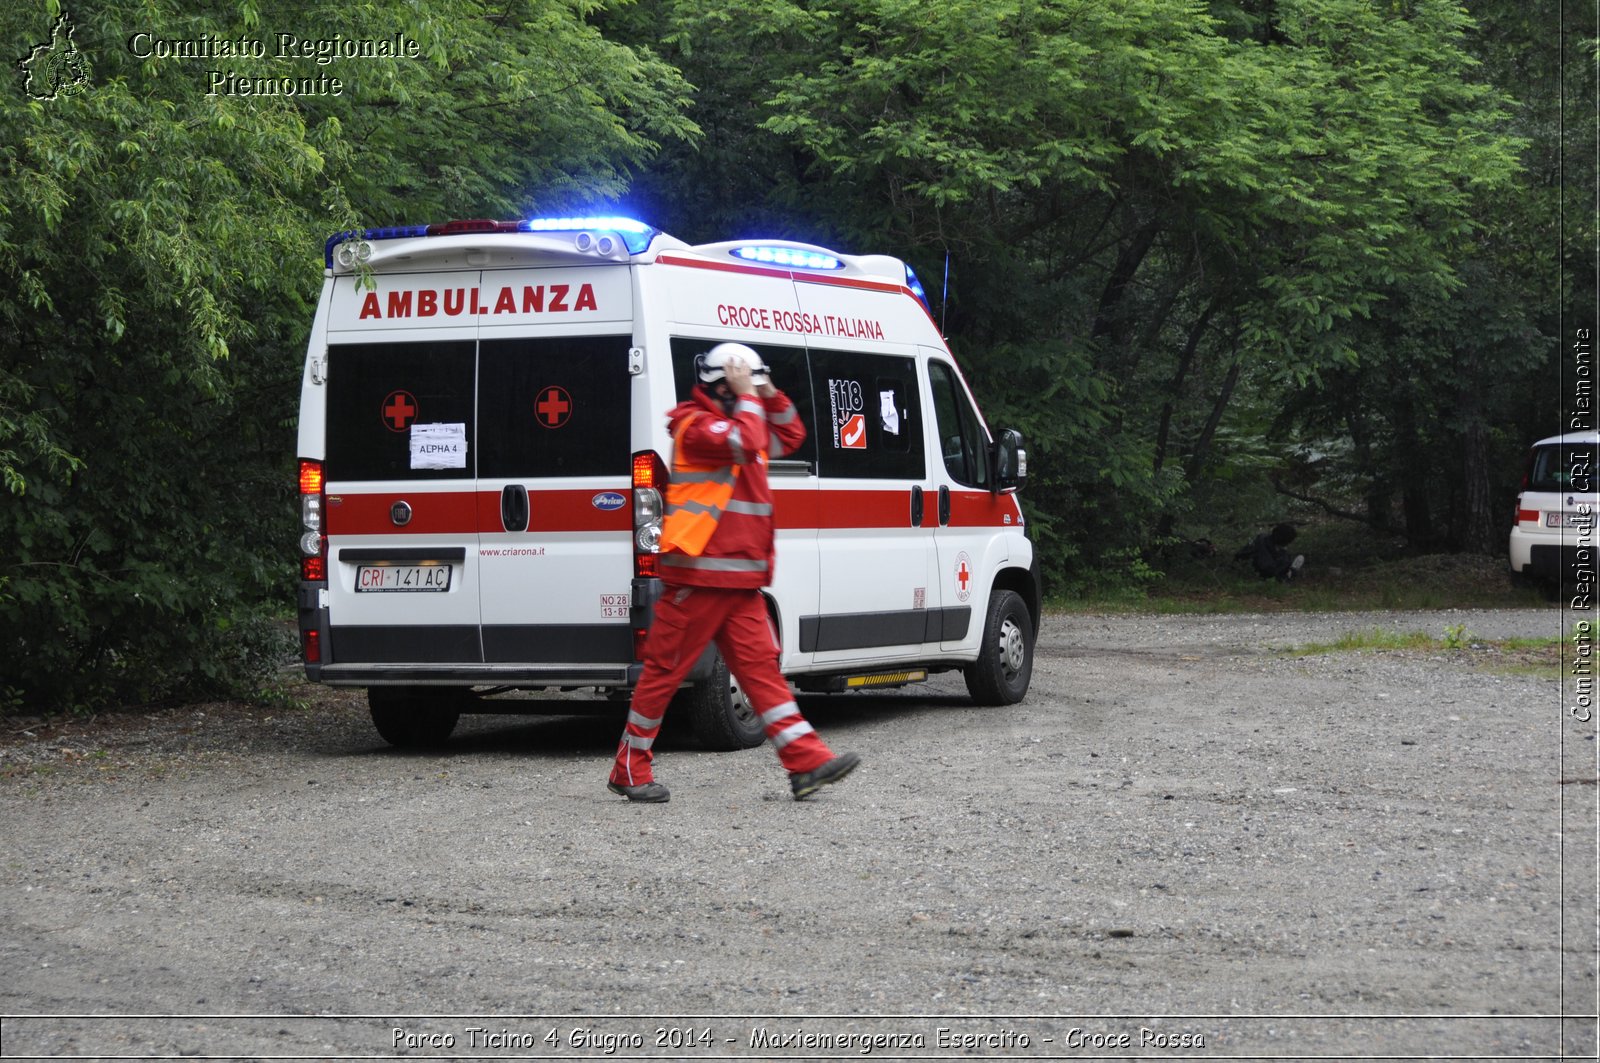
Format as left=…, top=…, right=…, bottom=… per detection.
left=295, top=216, right=1040, bottom=749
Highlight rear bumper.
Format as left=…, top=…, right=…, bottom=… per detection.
left=1509, top=528, right=1598, bottom=581
left=298, top=574, right=718, bottom=690
left=1525, top=543, right=1598, bottom=582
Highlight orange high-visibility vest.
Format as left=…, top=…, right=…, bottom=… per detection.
left=660, top=413, right=740, bottom=557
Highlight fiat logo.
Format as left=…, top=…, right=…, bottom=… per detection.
left=390, top=500, right=412, bottom=527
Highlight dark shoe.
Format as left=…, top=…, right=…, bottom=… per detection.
left=607, top=779, right=670, bottom=803
left=790, top=753, right=861, bottom=800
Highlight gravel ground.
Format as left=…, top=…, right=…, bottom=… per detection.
left=0, top=607, right=1595, bottom=1061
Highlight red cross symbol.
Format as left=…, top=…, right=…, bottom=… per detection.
left=536, top=386, right=572, bottom=429
left=382, top=390, right=417, bottom=433
left=957, top=560, right=971, bottom=592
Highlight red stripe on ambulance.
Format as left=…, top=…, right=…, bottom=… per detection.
left=326, top=491, right=478, bottom=535
left=325, top=489, right=630, bottom=535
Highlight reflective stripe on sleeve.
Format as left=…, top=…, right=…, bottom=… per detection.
left=725, top=499, right=774, bottom=517
left=769, top=437, right=787, bottom=459
left=768, top=405, right=797, bottom=425
left=770, top=719, right=815, bottom=749
left=661, top=555, right=769, bottom=573
left=727, top=426, right=746, bottom=464
left=738, top=397, right=765, bottom=417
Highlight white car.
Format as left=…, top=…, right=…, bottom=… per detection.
left=1509, top=430, right=1598, bottom=587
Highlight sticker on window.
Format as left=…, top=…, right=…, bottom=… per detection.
left=839, top=413, right=866, bottom=449
left=535, top=386, right=573, bottom=429
left=382, top=389, right=418, bottom=433
left=880, top=390, right=900, bottom=436
left=410, top=422, right=468, bottom=469
left=828, top=378, right=866, bottom=449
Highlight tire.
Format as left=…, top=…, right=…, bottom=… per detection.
left=673, top=652, right=765, bottom=751
left=964, top=589, right=1035, bottom=706
left=367, top=686, right=462, bottom=749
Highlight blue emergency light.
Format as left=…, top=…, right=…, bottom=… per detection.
left=731, top=245, right=844, bottom=271
left=904, top=263, right=930, bottom=312
left=324, top=216, right=660, bottom=266
left=518, top=216, right=658, bottom=254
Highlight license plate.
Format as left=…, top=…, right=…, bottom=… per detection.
left=1547, top=511, right=1595, bottom=529
left=355, top=564, right=453, bottom=592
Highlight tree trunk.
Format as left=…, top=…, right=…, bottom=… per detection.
left=1090, top=221, right=1159, bottom=360
left=1461, top=420, right=1498, bottom=554
left=1183, top=339, right=1244, bottom=485
left=1153, top=297, right=1221, bottom=475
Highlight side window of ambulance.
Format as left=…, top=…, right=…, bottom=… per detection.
left=808, top=349, right=924, bottom=480
left=325, top=341, right=476, bottom=481
left=668, top=338, right=816, bottom=466
left=929, top=360, right=990, bottom=489
left=478, top=335, right=632, bottom=477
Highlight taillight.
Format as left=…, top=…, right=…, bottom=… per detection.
left=302, top=628, right=322, bottom=664
left=1516, top=508, right=1541, bottom=525
left=632, top=450, right=667, bottom=579
left=299, top=458, right=327, bottom=582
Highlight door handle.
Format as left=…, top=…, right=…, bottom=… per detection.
left=938, top=485, right=951, bottom=527
left=501, top=484, right=529, bottom=533
left=910, top=485, right=924, bottom=527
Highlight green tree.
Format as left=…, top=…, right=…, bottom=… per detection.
left=0, top=0, right=694, bottom=710
left=618, top=0, right=1525, bottom=585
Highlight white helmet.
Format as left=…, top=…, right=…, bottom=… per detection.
left=696, top=342, right=770, bottom=386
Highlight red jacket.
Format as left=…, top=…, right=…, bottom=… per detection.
left=660, top=384, right=806, bottom=589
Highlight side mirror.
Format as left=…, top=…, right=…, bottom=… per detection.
left=993, top=428, right=1027, bottom=493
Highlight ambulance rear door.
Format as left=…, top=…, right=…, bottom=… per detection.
left=474, top=267, right=635, bottom=670
left=321, top=273, right=483, bottom=668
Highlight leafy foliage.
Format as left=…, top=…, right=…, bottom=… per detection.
left=0, top=0, right=694, bottom=710
left=0, top=0, right=1570, bottom=710
left=619, top=0, right=1533, bottom=588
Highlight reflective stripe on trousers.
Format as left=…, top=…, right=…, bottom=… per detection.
left=611, top=586, right=833, bottom=786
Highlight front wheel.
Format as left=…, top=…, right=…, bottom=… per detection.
left=368, top=686, right=463, bottom=748
left=673, top=652, right=765, bottom=751
left=964, top=589, right=1035, bottom=705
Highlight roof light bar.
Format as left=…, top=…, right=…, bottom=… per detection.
left=731, top=245, right=844, bottom=271
left=324, top=225, right=429, bottom=267
left=520, top=216, right=658, bottom=254
left=323, top=216, right=660, bottom=266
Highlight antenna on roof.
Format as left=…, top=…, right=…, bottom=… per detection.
left=941, top=252, right=951, bottom=335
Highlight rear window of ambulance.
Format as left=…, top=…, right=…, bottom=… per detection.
left=1529, top=444, right=1597, bottom=493
left=325, top=341, right=476, bottom=481
left=477, top=335, right=632, bottom=477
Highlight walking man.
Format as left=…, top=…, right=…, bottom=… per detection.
left=608, top=343, right=860, bottom=803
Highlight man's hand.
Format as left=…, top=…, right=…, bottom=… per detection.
left=723, top=359, right=755, bottom=397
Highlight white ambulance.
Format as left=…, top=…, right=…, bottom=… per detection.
left=296, top=216, right=1040, bottom=749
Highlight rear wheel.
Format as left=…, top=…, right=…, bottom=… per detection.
left=367, top=686, right=463, bottom=748
left=964, top=589, right=1034, bottom=705
left=674, top=652, right=764, bottom=751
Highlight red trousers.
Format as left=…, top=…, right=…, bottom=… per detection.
left=611, top=585, right=833, bottom=786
